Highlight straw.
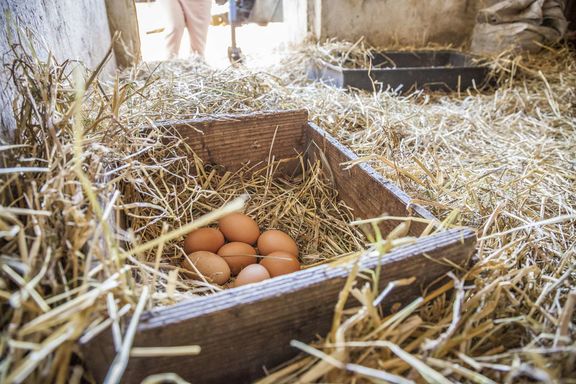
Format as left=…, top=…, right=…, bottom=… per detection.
left=1, top=27, right=575, bottom=383
left=0, top=31, right=369, bottom=382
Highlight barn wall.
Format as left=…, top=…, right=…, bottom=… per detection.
left=282, top=0, right=309, bottom=44
left=0, top=0, right=116, bottom=140
left=311, top=0, right=492, bottom=46
left=105, top=0, right=141, bottom=68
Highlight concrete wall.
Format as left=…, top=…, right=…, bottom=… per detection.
left=0, top=0, right=115, bottom=140
left=309, top=0, right=492, bottom=46
left=282, top=0, right=309, bottom=44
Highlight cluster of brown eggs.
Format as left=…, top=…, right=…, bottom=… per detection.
left=182, top=212, right=300, bottom=287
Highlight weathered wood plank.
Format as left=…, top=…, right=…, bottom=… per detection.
left=105, top=0, right=142, bottom=68
left=158, top=110, right=434, bottom=236
left=158, top=110, right=308, bottom=174
left=84, top=228, right=476, bottom=383
left=305, top=121, right=434, bottom=236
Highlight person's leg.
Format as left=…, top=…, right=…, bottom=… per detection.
left=159, top=0, right=186, bottom=59
left=179, top=0, right=212, bottom=56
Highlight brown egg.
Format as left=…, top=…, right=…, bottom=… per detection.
left=260, top=251, right=300, bottom=277
left=217, top=242, right=257, bottom=276
left=219, top=213, right=260, bottom=244
left=183, top=227, right=225, bottom=254
left=181, top=251, right=230, bottom=285
left=257, top=229, right=299, bottom=256
left=234, top=264, right=270, bottom=287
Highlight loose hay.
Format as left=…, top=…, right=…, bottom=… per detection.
left=118, top=131, right=367, bottom=297
left=266, top=44, right=576, bottom=383
left=0, top=33, right=367, bottom=383
left=1, top=30, right=575, bottom=384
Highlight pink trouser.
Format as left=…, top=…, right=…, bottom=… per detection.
left=159, top=0, right=212, bottom=58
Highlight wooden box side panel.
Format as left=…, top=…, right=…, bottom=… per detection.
left=84, top=229, right=476, bottom=384
left=159, top=110, right=309, bottom=174
left=158, top=110, right=434, bottom=238
left=305, top=122, right=435, bottom=236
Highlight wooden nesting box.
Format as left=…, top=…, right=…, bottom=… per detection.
left=82, top=110, right=476, bottom=383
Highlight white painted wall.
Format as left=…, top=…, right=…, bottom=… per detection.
left=0, top=0, right=115, bottom=140
left=294, top=0, right=493, bottom=47
left=282, top=0, right=309, bottom=44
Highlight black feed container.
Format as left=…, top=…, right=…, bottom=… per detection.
left=307, top=50, right=493, bottom=93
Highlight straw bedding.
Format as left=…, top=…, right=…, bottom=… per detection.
left=122, top=144, right=366, bottom=297
left=0, top=34, right=575, bottom=383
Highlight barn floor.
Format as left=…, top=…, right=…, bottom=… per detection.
left=1, top=33, right=575, bottom=383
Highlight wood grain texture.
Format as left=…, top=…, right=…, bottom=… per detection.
left=305, top=121, right=435, bottom=236
left=157, top=110, right=309, bottom=174
left=105, top=0, right=142, bottom=68
left=157, top=110, right=435, bottom=236
left=83, top=228, right=476, bottom=384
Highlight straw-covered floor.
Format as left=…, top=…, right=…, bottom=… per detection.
left=1, top=33, right=574, bottom=383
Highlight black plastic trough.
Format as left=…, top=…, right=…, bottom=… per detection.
left=307, top=50, right=492, bottom=93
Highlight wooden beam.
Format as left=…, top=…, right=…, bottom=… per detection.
left=105, top=0, right=141, bottom=68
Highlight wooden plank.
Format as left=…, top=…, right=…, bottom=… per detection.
left=83, top=228, right=476, bottom=383
left=105, top=0, right=142, bottom=68
left=305, top=121, right=435, bottom=236
left=158, top=110, right=308, bottom=174
left=160, top=110, right=434, bottom=237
